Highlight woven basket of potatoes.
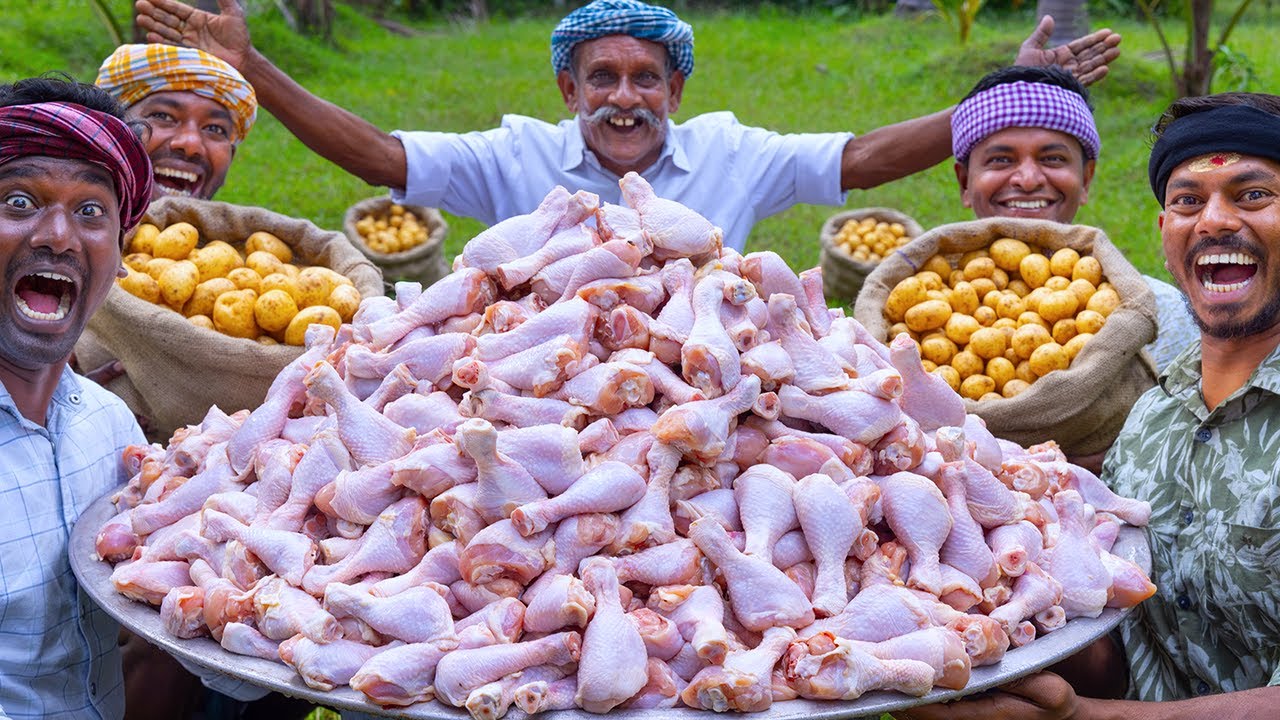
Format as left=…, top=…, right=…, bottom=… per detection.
left=344, top=196, right=449, bottom=290
left=854, top=217, right=1159, bottom=457
left=75, top=197, right=383, bottom=438
left=820, top=207, right=923, bottom=303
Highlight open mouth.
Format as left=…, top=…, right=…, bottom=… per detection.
left=154, top=166, right=202, bottom=197
left=608, top=116, right=638, bottom=128
left=1196, top=252, right=1258, bottom=293
left=1000, top=199, right=1051, bottom=211
left=15, top=271, right=76, bottom=322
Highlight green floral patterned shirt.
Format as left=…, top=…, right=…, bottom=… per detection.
left=1102, top=340, right=1280, bottom=701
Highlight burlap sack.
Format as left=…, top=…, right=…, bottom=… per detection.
left=853, top=217, right=1159, bottom=457
left=75, top=197, right=384, bottom=438
left=343, top=196, right=449, bottom=291
left=820, top=207, right=923, bottom=305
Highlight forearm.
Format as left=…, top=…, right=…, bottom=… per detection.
left=1080, top=685, right=1280, bottom=720
left=239, top=48, right=407, bottom=189
left=840, top=107, right=954, bottom=191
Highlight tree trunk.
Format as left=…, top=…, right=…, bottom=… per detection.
left=1035, top=0, right=1089, bottom=47
left=1182, top=0, right=1215, bottom=96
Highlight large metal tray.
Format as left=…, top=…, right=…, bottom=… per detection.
left=71, top=488, right=1150, bottom=719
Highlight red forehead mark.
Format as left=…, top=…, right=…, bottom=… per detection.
left=1188, top=152, right=1241, bottom=173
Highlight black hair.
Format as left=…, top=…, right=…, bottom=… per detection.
left=962, top=65, right=1092, bottom=112
left=1152, top=92, right=1280, bottom=138
left=0, top=73, right=126, bottom=118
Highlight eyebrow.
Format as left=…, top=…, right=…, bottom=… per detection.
left=146, top=95, right=236, bottom=125
left=982, top=142, right=1073, bottom=155
left=0, top=161, right=116, bottom=193
left=1169, top=168, right=1279, bottom=191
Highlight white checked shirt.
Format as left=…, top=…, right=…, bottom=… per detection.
left=0, top=368, right=143, bottom=720
left=392, top=111, right=852, bottom=252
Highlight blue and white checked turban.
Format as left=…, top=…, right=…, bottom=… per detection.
left=551, top=0, right=695, bottom=77
left=952, top=81, right=1099, bottom=162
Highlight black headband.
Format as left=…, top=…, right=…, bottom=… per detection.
left=1148, top=104, right=1280, bottom=205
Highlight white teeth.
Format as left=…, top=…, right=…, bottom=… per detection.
left=15, top=293, right=70, bottom=321
left=1005, top=200, right=1048, bottom=209
left=609, top=117, right=636, bottom=127
left=1203, top=276, right=1251, bottom=293
left=1197, top=253, right=1257, bottom=266
left=156, top=167, right=198, bottom=182
left=35, top=271, right=72, bottom=283
left=157, top=185, right=193, bottom=198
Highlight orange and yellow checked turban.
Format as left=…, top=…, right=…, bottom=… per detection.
left=95, top=44, right=257, bottom=142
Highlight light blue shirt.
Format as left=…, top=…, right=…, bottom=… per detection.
left=1143, top=275, right=1200, bottom=373
left=0, top=368, right=143, bottom=720
left=392, top=111, right=852, bottom=252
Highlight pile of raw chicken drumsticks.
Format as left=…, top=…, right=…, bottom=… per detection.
left=96, top=173, right=1155, bottom=717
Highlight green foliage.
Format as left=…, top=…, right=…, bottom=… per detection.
left=931, top=0, right=987, bottom=43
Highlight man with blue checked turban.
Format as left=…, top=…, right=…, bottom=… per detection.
left=96, top=43, right=257, bottom=201
left=137, top=0, right=1119, bottom=252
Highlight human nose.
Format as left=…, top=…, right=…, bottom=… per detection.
left=167, top=118, right=205, bottom=158
left=1194, top=191, right=1243, bottom=238
left=609, top=77, right=641, bottom=107
left=1009, top=157, right=1046, bottom=190
left=30, top=207, right=79, bottom=254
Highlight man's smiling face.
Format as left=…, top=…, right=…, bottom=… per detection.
left=957, top=126, right=1095, bottom=224
left=126, top=90, right=236, bottom=201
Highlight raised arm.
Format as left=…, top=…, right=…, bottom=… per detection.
left=134, top=0, right=408, bottom=189
left=838, top=15, right=1121, bottom=191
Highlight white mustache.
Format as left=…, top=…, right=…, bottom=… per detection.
left=583, top=105, right=661, bottom=129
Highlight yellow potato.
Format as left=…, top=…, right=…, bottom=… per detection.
left=188, top=314, right=215, bottom=331
left=982, top=289, right=1003, bottom=310
left=960, top=374, right=996, bottom=401
left=1064, top=332, right=1094, bottom=360
left=1052, top=318, right=1079, bottom=345
left=319, top=266, right=354, bottom=288
left=259, top=272, right=301, bottom=304
left=254, top=288, right=300, bottom=333
left=326, top=284, right=362, bottom=323
left=888, top=321, right=911, bottom=339
left=284, top=305, right=342, bottom=346
left=295, top=267, right=334, bottom=308
left=1002, top=378, right=1032, bottom=398
left=118, top=266, right=161, bottom=304
left=1017, top=311, right=1050, bottom=330
left=191, top=244, right=242, bottom=283
left=144, top=257, right=177, bottom=280
left=1037, top=290, right=1080, bottom=324
left=1076, top=309, right=1106, bottom=335
left=992, top=317, right=1018, bottom=334
left=968, top=327, right=1008, bottom=360
left=277, top=263, right=301, bottom=279
left=926, top=289, right=948, bottom=303
left=183, top=277, right=237, bottom=318
left=1029, top=342, right=1070, bottom=377
left=921, top=334, right=958, bottom=366
left=905, top=299, right=953, bottom=333
left=129, top=223, right=160, bottom=255
left=979, top=391, right=1005, bottom=402
left=258, top=335, right=280, bottom=346
left=1023, top=286, right=1049, bottom=314
left=991, top=267, right=1009, bottom=291
left=948, top=270, right=967, bottom=288
left=123, top=252, right=152, bottom=272
left=158, top=260, right=200, bottom=309
left=1015, top=360, right=1037, bottom=384
left=1072, top=256, right=1104, bottom=286
left=1086, top=287, right=1121, bottom=316
left=923, top=255, right=952, bottom=278
left=946, top=282, right=980, bottom=316
left=989, top=237, right=1032, bottom=272
left=885, top=276, right=929, bottom=323
left=970, top=277, right=998, bottom=299
left=1006, top=279, right=1031, bottom=298
left=951, top=350, right=984, bottom=379
left=973, top=305, right=998, bottom=327
left=212, top=289, right=259, bottom=339
left=933, top=364, right=962, bottom=392
left=1067, top=278, right=1097, bottom=308
left=945, top=313, right=981, bottom=346
left=245, top=250, right=284, bottom=278
left=1044, top=276, right=1071, bottom=292
left=987, top=356, right=1016, bottom=390
left=921, top=359, right=938, bottom=373
left=245, top=231, right=293, bottom=263
left=917, top=271, right=944, bottom=292
left=1020, top=253, right=1052, bottom=289
left=226, top=267, right=262, bottom=293
left=1049, top=248, right=1081, bottom=278
left=959, top=249, right=990, bottom=267
left=996, top=293, right=1026, bottom=321
left=963, top=256, right=996, bottom=281
left=152, top=222, right=199, bottom=260
left=1012, top=323, right=1053, bottom=360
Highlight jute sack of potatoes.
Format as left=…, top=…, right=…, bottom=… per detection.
left=854, top=217, right=1158, bottom=457
left=819, top=207, right=924, bottom=304
left=343, top=196, right=449, bottom=291
left=75, top=197, right=384, bottom=438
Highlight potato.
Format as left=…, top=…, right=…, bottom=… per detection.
left=921, top=334, right=958, bottom=366
left=157, top=260, right=199, bottom=309
left=1012, top=323, right=1053, bottom=360
left=1044, top=276, right=1071, bottom=292
left=191, top=244, right=242, bottom=283
left=1006, top=279, right=1031, bottom=298
left=923, top=255, right=952, bottom=278
left=1064, top=332, right=1094, bottom=360
left=973, top=306, right=997, bottom=326
left=885, top=276, right=929, bottom=323
left=1076, top=309, right=1106, bottom=335
left=322, top=267, right=355, bottom=288
left=227, top=267, right=262, bottom=293
left=968, top=327, right=1008, bottom=360
left=979, top=392, right=1005, bottom=402
left=951, top=350, right=984, bottom=379
left=183, top=277, right=237, bottom=318
left=212, top=289, right=259, bottom=339
left=326, top=284, right=362, bottom=323
left=1002, top=378, right=1031, bottom=398
left=1019, top=253, right=1052, bottom=289
left=945, top=313, right=981, bottom=346
left=905, top=299, right=952, bottom=333
left=946, top=282, right=980, bottom=316
left=277, top=263, right=302, bottom=279
left=1023, top=286, right=1049, bottom=314
left=1049, top=247, right=1081, bottom=278
left=123, top=252, right=152, bottom=272
left=144, top=257, right=177, bottom=280
left=1017, top=311, right=1050, bottom=330
left=995, top=293, right=1026, bottom=321
left=1072, top=256, right=1104, bottom=286
left=982, top=290, right=1003, bottom=310
left=934, top=364, right=961, bottom=392
left=296, top=267, right=334, bottom=308
left=986, top=356, right=1016, bottom=390
left=1037, top=290, right=1079, bottom=324
left=1067, top=278, right=1097, bottom=307
left=258, top=335, right=280, bottom=346
left=921, top=359, right=938, bottom=373
left=254, top=288, right=300, bottom=333
left=152, top=222, right=199, bottom=260
left=1052, top=318, right=1079, bottom=345
left=1015, top=359, right=1037, bottom=384
left=960, top=374, right=996, bottom=401
left=1029, top=342, right=1070, bottom=377
left=963, top=256, right=996, bottom=281
left=948, top=270, right=967, bottom=288
left=259, top=272, right=301, bottom=304
left=888, top=321, right=911, bottom=339
left=970, top=277, right=997, bottom=299
left=129, top=222, right=160, bottom=255
left=188, top=314, right=215, bottom=331
left=989, top=237, right=1032, bottom=272
left=245, top=231, right=293, bottom=263
left=1086, top=287, right=1121, bottom=316
left=991, top=267, right=1009, bottom=291
left=926, top=289, right=948, bottom=303
left=284, top=305, right=342, bottom=346
left=245, top=250, right=284, bottom=278
left=917, top=271, right=944, bottom=292
left=959, top=249, right=990, bottom=267
left=118, top=266, right=161, bottom=304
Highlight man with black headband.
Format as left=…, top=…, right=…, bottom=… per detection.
left=898, top=91, right=1280, bottom=719
left=0, top=76, right=153, bottom=719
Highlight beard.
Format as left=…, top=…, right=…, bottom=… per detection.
left=1179, top=233, right=1280, bottom=339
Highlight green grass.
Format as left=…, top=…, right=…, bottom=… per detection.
left=5, top=3, right=1280, bottom=283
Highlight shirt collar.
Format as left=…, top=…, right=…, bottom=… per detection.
left=0, top=365, right=83, bottom=431
left=560, top=116, right=689, bottom=174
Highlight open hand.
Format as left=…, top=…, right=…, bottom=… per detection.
left=893, top=672, right=1082, bottom=720
left=134, top=0, right=252, bottom=70
left=1015, top=15, right=1121, bottom=87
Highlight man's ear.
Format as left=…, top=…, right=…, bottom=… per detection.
left=667, top=70, right=685, bottom=115
left=1080, top=158, right=1097, bottom=205
left=1158, top=211, right=1164, bottom=230
left=556, top=69, right=578, bottom=110
left=954, top=161, right=972, bottom=208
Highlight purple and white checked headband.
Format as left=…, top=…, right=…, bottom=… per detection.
left=951, top=81, right=1100, bottom=162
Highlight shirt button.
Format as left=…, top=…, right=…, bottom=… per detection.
left=1194, top=427, right=1212, bottom=442
left=69, top=393, right=82, bottom=404
left=1182, top=509, right=1194, bottom=524
left=1177, top=593, right=1192, bottom=610
left=1196, top=681, right=1210, bottom=695
left=90, top=682, right=97, bottom=695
